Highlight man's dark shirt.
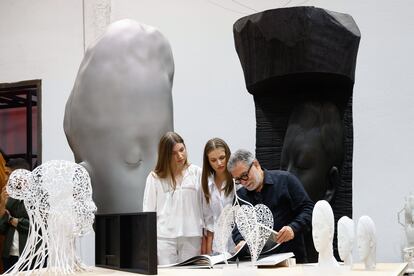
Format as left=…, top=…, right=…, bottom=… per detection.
left=232, top=169, right=314, bottom=263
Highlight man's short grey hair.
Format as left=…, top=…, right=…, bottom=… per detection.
left=227, top=149, right=255, bottom=172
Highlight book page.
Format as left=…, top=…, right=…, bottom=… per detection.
left=255, top=252, right=294, bottom=266
left=158, top=252, right=232, bottom=268
left=261, top=241, right=281, bottom=255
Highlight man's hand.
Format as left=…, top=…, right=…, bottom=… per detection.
left=9, top=217, right=18, bottom=227
left=274, top=226, right=294, bottom=244
left=234, top=240, right=246, bottom=252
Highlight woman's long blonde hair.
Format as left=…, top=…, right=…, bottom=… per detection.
left=154, top=132, right=188, bottom=190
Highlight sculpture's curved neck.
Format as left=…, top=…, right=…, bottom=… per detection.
left=364, top=250, right=376, bottom=270
left=318, top=245, right=338, bottom=267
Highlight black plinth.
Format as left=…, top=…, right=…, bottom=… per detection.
left=95, top=212, right=157, bottom=275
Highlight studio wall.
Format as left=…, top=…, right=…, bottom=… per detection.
left=1, top=0, right=413, bottom=264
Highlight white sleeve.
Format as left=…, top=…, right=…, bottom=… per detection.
left=196, top=166, right=214, bottom=232
left=193, top=165, right=210, bottom=231
left=143, top=172, right=157, bottom=212
left=202, top=194, right=215, bottom=232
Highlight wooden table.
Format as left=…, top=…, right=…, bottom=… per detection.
left=18, top=263, right=408, bottom=276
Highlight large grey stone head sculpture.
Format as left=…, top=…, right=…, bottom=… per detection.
left=64, top=19, right=174, bottom=214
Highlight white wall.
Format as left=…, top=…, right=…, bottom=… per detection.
left=0, top=0, right=88, bottom=262
left=326, top=0, right=414, bottom=262
left=110, top=0, right=257, bottom=165
left=1, top=0, right=414, bottom=263
left=0, top=0, right=84, bottom=162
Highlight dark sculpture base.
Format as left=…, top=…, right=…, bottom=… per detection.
left=95, top=212, right=157, bottom=275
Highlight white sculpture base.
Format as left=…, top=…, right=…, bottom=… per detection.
left=403, top=246, right=414, bottom=273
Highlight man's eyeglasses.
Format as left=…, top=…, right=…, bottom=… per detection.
left=234, top=162, right=253, bottom=184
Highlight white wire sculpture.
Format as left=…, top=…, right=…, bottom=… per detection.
left=5, top=160, right=97, bottom=275
left=235, top=203, right=273, bottom=263
left=214, top=181, right=276, bottom=264
left=214, top=204, right=239, bottom=256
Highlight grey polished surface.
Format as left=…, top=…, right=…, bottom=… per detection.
left=64, top=19, right=174, bottom=214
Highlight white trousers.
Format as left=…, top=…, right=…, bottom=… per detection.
left=157, top=236, right=201, bottom=265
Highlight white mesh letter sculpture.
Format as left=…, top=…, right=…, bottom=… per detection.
left=235, top=203, right=274, bottom=263
left=5, top=160, right=97, bottom=275
left=214, top=181, right=276, bottom=264
left=214, top=204, right=239, bottom=256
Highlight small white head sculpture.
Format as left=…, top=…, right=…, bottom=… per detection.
left=337, top=216, right=354, bottom=266
left=5, top=160, right=96, bottom=274
left=357, top=215, right=376, bottom=270
left=312, top=200, right=339, bottom=267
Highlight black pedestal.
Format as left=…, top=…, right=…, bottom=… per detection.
left=95, top=212, right=157, bottom=274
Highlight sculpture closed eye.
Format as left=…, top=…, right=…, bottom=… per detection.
left=124, top=148, right=143, bottom=167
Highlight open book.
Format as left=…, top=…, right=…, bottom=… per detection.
left=253, top=252, right=294, bottom=267
left=158, top=252, right=233, bottom=268
left=158, top=243, right=294, bottom=268
left=158, top=245, right=243, bottom=269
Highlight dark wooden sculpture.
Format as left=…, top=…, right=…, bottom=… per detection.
left=233, top=6, right=360, bottom=262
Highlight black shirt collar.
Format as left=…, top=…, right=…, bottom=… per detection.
left=263, top=169, right=276, bottom=186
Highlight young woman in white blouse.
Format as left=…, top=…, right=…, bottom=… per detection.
left=143, top=132, right=203, bottom=265
left=201, top=138, right=236, bottom=254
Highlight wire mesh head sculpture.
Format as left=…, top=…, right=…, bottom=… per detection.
left=235, top=203, right=274, bottom=263
left=214, top=204, right=239, bottom=255
left=5, top=160, right=96, bottom=275
left=214, top=179, right=275, bottom=264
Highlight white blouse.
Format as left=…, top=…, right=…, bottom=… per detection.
left=203, top=175, right=237, bottom=253
left=143, top=164, right=204, bottom=238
